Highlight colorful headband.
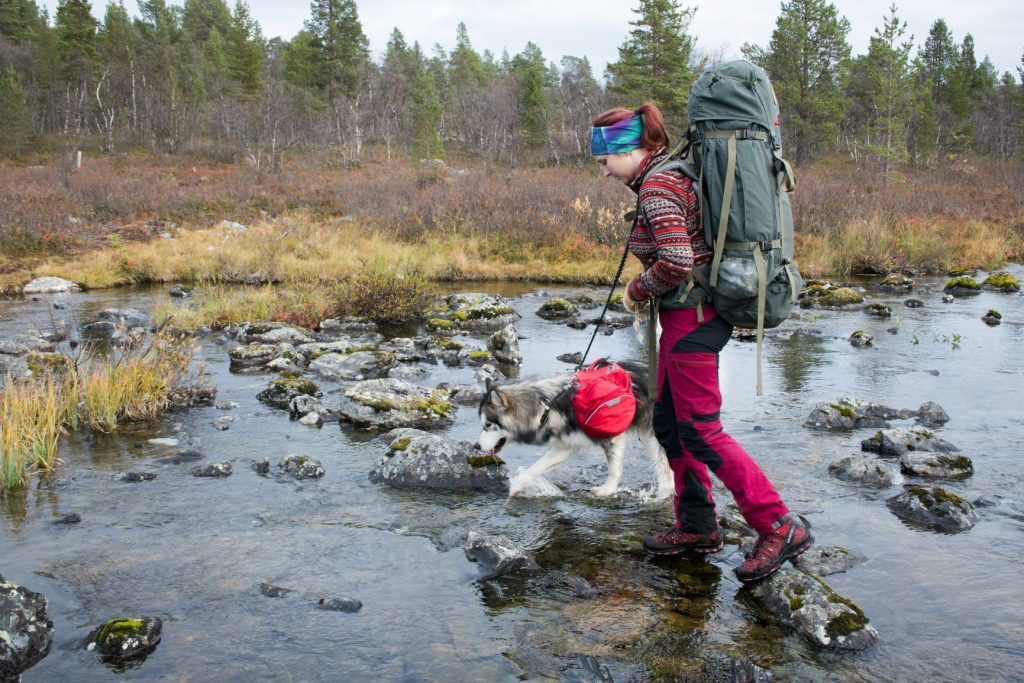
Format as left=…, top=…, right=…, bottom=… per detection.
left=590, top=115, right=644, bottom=155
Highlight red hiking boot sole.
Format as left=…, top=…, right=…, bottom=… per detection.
left=643, top=538, right=724, bottom=557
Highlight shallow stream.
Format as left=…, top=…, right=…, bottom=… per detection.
left=2, top=268, right=1023, bottom=681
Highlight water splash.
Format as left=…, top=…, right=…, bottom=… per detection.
left=507, top=467, right=563, bottom=498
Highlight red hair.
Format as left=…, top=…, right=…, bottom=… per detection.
left=592, top=102, right=669, bottom=151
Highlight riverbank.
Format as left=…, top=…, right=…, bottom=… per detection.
left=2, top=152, right=1022, bottom=296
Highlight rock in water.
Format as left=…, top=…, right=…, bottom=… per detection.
left=370, top=429, right=508, bottom=491
left=278, top=454, right=324, bottom=480
left=747, top=567, right=878, bottom=651
left=259, top=583, right=293, bottom=598
left=191, top=462, right=233, bottom=478
left=22, top=277, right=80, bottom=294
left=828, top=454, right=903, bottom=487
left=86, top=617, right=162, bottom=661
left=900, top=452, right=973, bottom=480
left=465, top=529, right=540, bottom=577
left=317, top=597, right=362, bottom=613
left=0, top=574, right=54, bottom=680
left=488, top=324, right=522, bottom=365
left=862, top=427, right=959, bottom=457
left=793, top=546, right=868, bottom=577
left=888, top=486, right=979, bottom=532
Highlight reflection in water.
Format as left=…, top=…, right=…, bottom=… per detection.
left=768, top=330, right=829, bottom=393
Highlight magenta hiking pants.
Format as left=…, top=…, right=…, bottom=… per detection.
left=653, top=305, right=789, bottom=536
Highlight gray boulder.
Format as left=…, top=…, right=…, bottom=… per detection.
left=237, top=322, right=313, bottom=345
left=317, top=597, right=362, bottom=613
left=295, top=338, right=377, bottom=360
left=0, top=334, right=55, bottom=356
left=488, top=324, right=522, bottom=365
left=849, top=330, right=873, bottom=347
left=278, top=454, right=325, bottom=480
left=900, top=452, right=973, bottom=479
left=793, top=546, right=868, bottom=577
left=878, top=274, right=914, bottom=292
left=257, top=376, right=321, bottom=410
left=537, top=297, right=579, bottom=320
left=888, top=486, right=979, bottom=531
left=828, top=454, right=903, bottom=487
left=309, top=350, right=395, bottom=381
left=436, top=293, right=519, bottom=331
left=0, top=574, right=54, bottom=680
left=464, top=529, right=540, bottom=577
left=915, top=401, right=950, bottom=428
left=22, top=276, right=80, bottom=294
left=804, top=397, right=913, bottom=431
left=289, top=394, right=325, bottom=418
left=191, top=462, right=233, bottom=477
left=167, top=382, right=217, bottom=409
left=338, top=379, right=455, bottom=431
left=747, top=568, right=878, bottom=651
left=85, top=617, right=162, bottom=661
left=212, top=415, right=238, bottom=431
left=370, top=429, right=508, bottom=491
left=229, top=343, right=287, bottom=370
left=862, top=427, right=959, bottom=457
left=864, top=304, right=891, bottom=318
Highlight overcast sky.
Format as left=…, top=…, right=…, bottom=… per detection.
left=41, top=1, right=1022, bottom=78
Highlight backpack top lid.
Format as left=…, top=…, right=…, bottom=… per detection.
left=687, top=60, right=781, bottom=145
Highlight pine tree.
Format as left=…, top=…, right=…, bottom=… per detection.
left=449, top=22, right=485, bottom=89
left=606, top=0, right=697, bottom=128
left=864, top=4, right=914, bottom=182
left=282, top=29, right=321, bottom=95
left=305, top=0, right=369, bottom=99
left=512, top=42, right=548, bottom=148
left=55, top=0, right=98, bottom=81
left=0, top=65, right=34, bottom=155
left=182, top=0, right=230, bottom=46
left=411, top=64, right=442, bottom=159
left=0, top=0, right=42, bottom=42
left=226, top=0, right=264, bottom=97
left=747, top=0, right=851, bottom=164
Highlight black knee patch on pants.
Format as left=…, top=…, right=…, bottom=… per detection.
left=653, top=380, right=685, bottom=461
left=678, top=467, right=717, bottom=533
left=678, top=421, right=725, bottom=471
left=670, top=315, right=732, bottom=354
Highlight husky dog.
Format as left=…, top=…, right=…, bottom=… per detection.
left=474, top=360, right=674, bottom=498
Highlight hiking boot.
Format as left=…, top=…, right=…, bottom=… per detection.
left=643, top=526, right=724, bottom=557
left=734, top=514, right=813, bottom=583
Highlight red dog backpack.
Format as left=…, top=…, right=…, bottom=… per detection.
left=572, top=359, right=636, bottom=439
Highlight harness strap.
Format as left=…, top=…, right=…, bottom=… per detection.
left=753, top=242, right=768, bottom=396
left=709, top=133, right=737, bottom=288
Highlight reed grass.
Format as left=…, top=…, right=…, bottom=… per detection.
left=0, top=331, right=199, bottom=490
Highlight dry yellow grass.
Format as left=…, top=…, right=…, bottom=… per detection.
left=0, top=332, right=200, bottom=490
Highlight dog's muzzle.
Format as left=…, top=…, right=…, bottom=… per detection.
left=474, top=437, right=507, bottom=456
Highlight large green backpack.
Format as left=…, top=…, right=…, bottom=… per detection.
left=652, top=59, right=803, bottom=394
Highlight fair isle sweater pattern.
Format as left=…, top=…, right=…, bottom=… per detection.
left=626, top=150, right=712, bottom=302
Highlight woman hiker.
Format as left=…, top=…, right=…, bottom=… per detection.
left=590, top=103, right=813, bottom=582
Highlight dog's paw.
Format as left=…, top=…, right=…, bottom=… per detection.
left=590, top=485, right=618, bottom=497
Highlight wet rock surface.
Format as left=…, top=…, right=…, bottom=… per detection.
left=370, top=429, right=508, bottom=491
left=338, top=379, right=455, bottom=431
left=900, top=452, right=974, bottom=479
left=804, top=398, right=914, bottom=430
left=465, top=529, right=540, bottom=577
left=698, top=652, right=775, bottom=683
left=861, top=427, right=959, bottom=457
left=746, top=568, right=878, bottom=651
left=191, top=462, right=233, bottom=478
left=829, top=454, right=904, bottom=487
left=277, top=454, right=325, bottom=480
left=888, top=486, right=980, bottom=531
left=793, top=546, right=868, bottom=577
left=22, top=276, right=80, bottom=294
left=229, top=343, right=287, bottom=370
left=259, top=583, right=293, bottom=598
left=317, top=597, right=363, bottom=613
left=309, top=350, right=395, bottom=381
left=85, top=617, right=162, bottom=661
left=237, top=322, right=313, bottom=345
left=431, top=293, right=519, bottom=331
left=256, top=376, right=321, bottom=410
left=488, top=324, right=522, bottom=365
left=537, top=297, right=579, bottom=320
left=115, top=471, right=156, bottom=482
left=0, top=574, right=54, bottom=680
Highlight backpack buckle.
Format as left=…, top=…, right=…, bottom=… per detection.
left=759, top=240, right=773, bottom=253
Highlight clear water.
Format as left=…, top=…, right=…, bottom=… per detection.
left=2, top=269, right=1023, bottom=682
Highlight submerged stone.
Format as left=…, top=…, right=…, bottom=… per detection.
left=167, top=382, right=217, bottom=410
left=864, top=303, right=892, bottom=318
left=317, top=597, right=363, bottom=613
left=212, top=415, right=238, bottom=431
left=86, top=617, right=162, bottom=661
left=0, top=574, right=54, bottom=680
left=888, top=485, right=979, bottom=531
left=465, top=529, right=540, bottom=577
left=904, top=298, right=925, bottom=308
left=115, top=471, right=156, bottom=482
left=259, top=583, right=293, bottom=598
left=746, top=567, right=878, bottom=651
left=370, top=429, right=508, bottom=491
left=309, top=350, right=396, bottom=381
left=277, top=454, right=325, bottom=480
left=191, top=462, right=233, bottom=478
left=982, top=310, right=1002, bottom=326
left=849, top=330, right=873, bottom=347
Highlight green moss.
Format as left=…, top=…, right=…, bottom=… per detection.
left=270, top=377, right=318, bottom=396
left=867, top=303, right=890, bottom=312
left=390, top=437, right=411, bottom=452
left=543, top=297, right=574, bottom=311
left=27, top=352, right=68, bottom=375
left=944, top=276, right=980, bottom=290
left=489, top=335, right=506, bottom=350
left=431, top=337, right=463, bottom=351
left=908, top=485, right=967, bottom=507
left=466, top=454, right=506, bottom=468
left=308, top=352, right=323, bottom=361
left=926, top=455, right=972, bottom=470
left=984, top=310, right=1001, bottom=320
left=982, top=272, right=1020, bottom=291
left=785, top=583, right=807, bottom=611
left=610, top=292, right=624, bottom=306
left=468, top=350, right=493, bottom=361
left=246, top=324, right=274, bottom=335
left=947, top=267, right=977, bottom=277
left=427, top=318, right=458, bottom=331
left=452, top=311, right=469, bottom=322
left=278, top=370, right=302, bottom=379
left=97, top=618, right=146, bottom=643
left=831, top=403, right=857, bottom=419
left=826, top=610, right=870, bottom=638
left=802, top=286, right=863, bottom=308
left=881, top=274, right=912, bottom=286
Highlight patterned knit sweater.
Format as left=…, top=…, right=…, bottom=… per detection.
left=625, top=148, right=711, bottom=302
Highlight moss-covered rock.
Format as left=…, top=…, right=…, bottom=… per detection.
left=257, top=376, right=321, bottom=410
left=888, top=485, right=979, bottom=531
left=943, top=276, right=981, bottom=297
left=900, top=452, right=974, bottom=479
left=864, top=303, right=892, bottom=318
left=537, top=297, right=579, bottom=320
left=982, top=309, right=1002, bottom=326
left=849, top=330, right=873, bottom=348
left=981, top=271, right=1020, bottom=293
left=370, top=429, right=508, bottom=490
left=88, top=616, right=162, bottom=661
left=947, top=267, right=978, bottom=277
left=426, top=318, right=459, bottom=333
left=878, top=274, right=914, bottom=292
left=800, top=285, right=864, bottom=308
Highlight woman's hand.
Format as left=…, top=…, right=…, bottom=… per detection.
left=622, top=280, right=646, bottom=314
